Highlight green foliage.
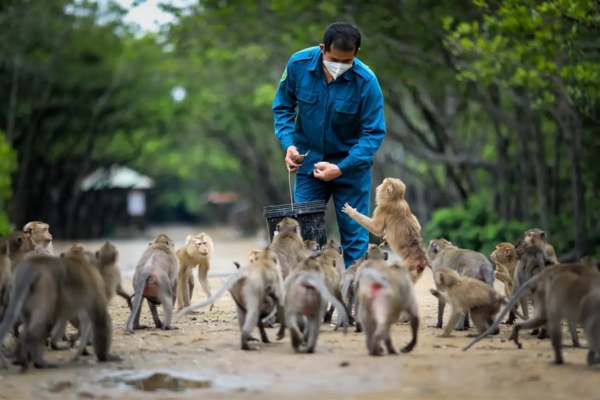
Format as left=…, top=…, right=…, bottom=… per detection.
left=424, top=195, right=528, bottom=256
left=0, top=131, right=16, bottom=234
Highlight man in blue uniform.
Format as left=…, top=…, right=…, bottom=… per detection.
left=272, top=22, right=386, bottom=267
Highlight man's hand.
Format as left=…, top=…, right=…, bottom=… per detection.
left=313, top=162, right=342, bottom=181
left=285, top=146, right=301, bottom=172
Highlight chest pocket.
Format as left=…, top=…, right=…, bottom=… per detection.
left=332, top=99, right=360, bottom=139
left=297, top=90, right=318, bottom=117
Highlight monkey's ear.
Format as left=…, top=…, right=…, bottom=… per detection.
left=383, top=252, right=389, bottom=261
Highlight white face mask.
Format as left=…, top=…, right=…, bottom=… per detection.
left=323, top=59, right=352, bottom=80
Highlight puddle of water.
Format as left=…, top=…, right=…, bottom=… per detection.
left=104, top=372, right=212, bottom=392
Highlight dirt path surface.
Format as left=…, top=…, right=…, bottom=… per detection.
left=1, top=226, right=598, bottom=400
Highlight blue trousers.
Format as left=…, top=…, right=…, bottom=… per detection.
left=294, top=169, right=371, bottom=268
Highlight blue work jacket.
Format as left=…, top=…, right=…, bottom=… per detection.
left=272, top=46, right=386, bottom=176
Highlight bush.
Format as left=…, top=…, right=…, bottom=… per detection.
left=424, top=195, right=528, bottom=257
left=0, top=131, right=16, bottom=235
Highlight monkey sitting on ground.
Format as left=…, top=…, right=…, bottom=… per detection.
left=341, top=243, right=388, bottom=330
left=427, top=239, right=495, bottom=330
left=125, top=234, right=179, bottom=333
left=0, top=244, right=120, bottom=370
left=342, top=177, right=428, bottom=283
left=430, top=267, right=505, bottom=337
left=283, top=256, right=349, bottom=353
left=490, top=242, right=519, bottom=324
left=176, top=232, right=214, bottom=311
left=177, top=248, right=285, bottom=350
left=513, top=229, right=558, bottom=323
left=0, top=237, right=12, bottom=322
left=465, top=263, right=600, bottom=366
left=23, top=221, right=54, bottom=255
left=270, top=217, right=309, bottom=279
left=357, top=259, right=419, bottom=356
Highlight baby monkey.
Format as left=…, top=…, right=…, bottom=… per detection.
left=430, top=267, right=505, bottom=337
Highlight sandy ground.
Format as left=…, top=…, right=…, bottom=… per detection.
left=1, top=226, right=598, bottom=400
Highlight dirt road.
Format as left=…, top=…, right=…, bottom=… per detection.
left=1, top=226, right=598, bottom=400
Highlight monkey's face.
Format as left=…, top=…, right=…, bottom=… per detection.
left=97, top=243, right=118, bottom=265
left=523, top=229, right=546, bottom=248
left=24, top=222, right=53, bottom=245
left=493, top=243, right=516, bottom=263
left=427, top=239, right=450, bottom=260
left=189, top=236, right=211, bottom=257
left=365, top=245, right=388, bottom=261
left=275, top=218, right=301, bottom=238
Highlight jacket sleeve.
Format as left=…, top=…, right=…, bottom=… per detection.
left=337, top=77, right=386, bottom=174
left=272, top=58, right=297, bottom=151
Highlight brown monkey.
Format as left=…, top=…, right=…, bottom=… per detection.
left=319, top=240, right=346, bottom=324
left=125, top=234, right=179, bottom=333
left=303, top=240, right=320, bottom=255
left=513, top=228, right=558, bottom=321
left=177, top=248, right=285, bottom=351
left=270, top=217, right=308, bottom=279
left=490, top=242, right=519, bottom=324
left=176, top=233, right=214, bottom=311
left=341, top=243, right=388, bottom=329
left=22, top=221, right=54, bottom=255
left=465, top=263, right=600, bottom=366
left=0, top=237, right=12, bottom=321
left=7, top=230, right=34, bottom=272
left=0, top=245, right=120, bottom=370
left=357, top=259, right=419, bottom=356
left=342, top=177, right=428, bottom=283
left=283, top=256, right=349, bottom=353
left=94, top=242, right=131, bottom=309
left=430, top=267, right=504, bottom=338
left=427, top=239, right=495, bottom=330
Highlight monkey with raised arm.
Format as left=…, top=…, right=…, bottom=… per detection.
left=465, top=263, right=600, bottom=366
left=176, top=232, right=214, bottom=310
left=125, top=234, right=179, bottom=333
left=342, top=177, right=428, bottom=283
left=177, top=248, right=285, bottom=351
left=357, top=259, right=419, bottom=356
left=430, top=267, right=505, bottom=337
left=22, top=221, right=54, bottom=255
left=0, top=244, right=120, bottom=370
left=270, top=217, right=309, bottom=279
left=283, top=256, right=348, bottom=353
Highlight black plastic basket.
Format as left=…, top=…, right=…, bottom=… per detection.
left=263, top=200, right=327, bottom=246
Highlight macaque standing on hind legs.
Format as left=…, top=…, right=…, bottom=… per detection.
left=342, top=177, right=427, bottom=283
left=176, top=233, right=214, bottom=311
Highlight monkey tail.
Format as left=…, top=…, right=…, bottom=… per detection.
left=302, top=272, right=349, bottom=331
left=463, top=271, right=546, bottom=351
left=175, top=270, right=244, bottom=317
left=0, top=264, right=41, bottom=346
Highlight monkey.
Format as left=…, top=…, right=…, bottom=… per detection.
left=125, top=234, right=179, bottom=333
left=356, top=259, right=419, bottom=356
left=176, top=233, right=214, bottom=311
left=270, top=217, right=309, bottom=279
left=318, top=240, right=346, bottom=324
left=22, top=221, right=54, bottom=255
left=303, top=240, right=320, bottom=255
left=490, top=242, right=519, bottom=324
left=0, top=244, right=120, bottom=370
left=0, top=237, right=12, bottom=322
left=426, top=239, right=495, bottom=331
left=176, top=247, right=285, bottom=351
left=7, top=230, right=34, bottom=272
left=340, top=243, right=389, bottom=330
left=430, top=267, right=505, bottom=337
left=342, top=177, right=428, bottom=283
left=94, top=242, right=132, bottom=309
left=512, top=229, right=558, bottom=325
left=283, top=256, right=349, bottom=353
left=464, top=263, right=600, bottom=366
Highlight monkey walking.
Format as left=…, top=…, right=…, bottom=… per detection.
left=125, top=234, right=179, bottom=333
left=317, top=240, right=346, bottom=325
left=283, top=257, right=349, bottom=353
left=357, top=260, right=419, bottom=356
left=342, top=177, right=428, bottom=283
left=0, top=245, right=120, bottom=370
left=430, top=267, right=506, bottom=337
left=464, top=263, right=600, bottom=366
left=177, top=248, right=285, bottom=351
left=426, top=239, right=495, bottom=331
left=176, top=233, right=214, bottom=311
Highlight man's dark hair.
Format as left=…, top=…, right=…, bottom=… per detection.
left=323, top=22, right=361, bottom=54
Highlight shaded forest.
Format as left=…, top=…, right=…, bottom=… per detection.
left=0, top=0, right=598, bottom=258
